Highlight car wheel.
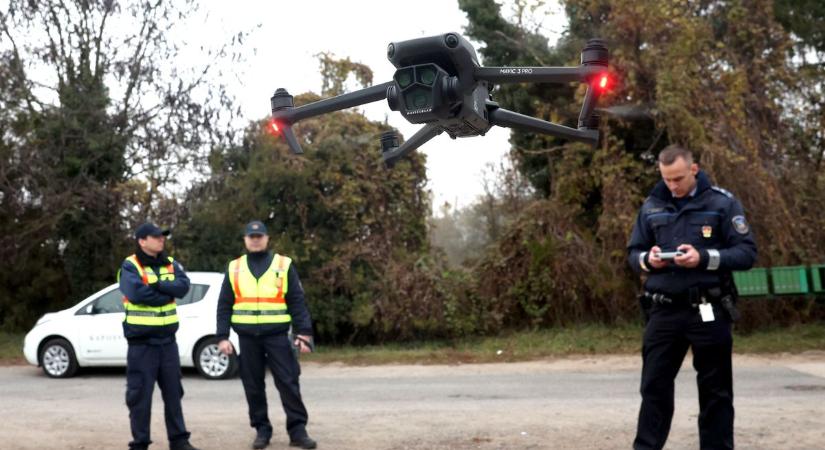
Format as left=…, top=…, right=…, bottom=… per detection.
left=39, top=338, right=79, bottom=378
left=194, top=337, right=237, bottom=380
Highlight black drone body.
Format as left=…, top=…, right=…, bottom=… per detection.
left=270, top=32, right=609, bottom=166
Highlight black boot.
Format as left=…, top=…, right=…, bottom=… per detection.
left=252, top=434, right=271, bottom=449
left=289, top=435, right=317, bottom=449
left=170, top=440, right=201, bottom=450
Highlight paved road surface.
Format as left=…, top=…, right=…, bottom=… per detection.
left=1, top=353, right=824, bottom=449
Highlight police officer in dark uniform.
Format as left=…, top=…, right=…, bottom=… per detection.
left=627, top=145, right=757, bottom=450
left=216, top=220, right=316, bottom=449
left=119, top=223, right=199, bottom=450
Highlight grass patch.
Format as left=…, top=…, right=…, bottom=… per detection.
left=303, top=323, right=825, bottom=365
left=302, top=324, right=644, bottom=365
left=735, top=323, right=825, bottom=353
left=0, top=332, right=25, bottom=365
left=2, top=323, right=822, bottom=366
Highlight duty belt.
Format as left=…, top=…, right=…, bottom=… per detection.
left=642, top=287, right=717, bottom=307
left=642, top=287, right=740, bottom=321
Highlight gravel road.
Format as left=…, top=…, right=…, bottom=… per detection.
left=1, top=353, right=824, bottom=449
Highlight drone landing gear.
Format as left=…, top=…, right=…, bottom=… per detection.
left=487, top=106, right=599, bottom=144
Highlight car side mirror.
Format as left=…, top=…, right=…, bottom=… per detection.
left=86, top=304, right=94, bottom=315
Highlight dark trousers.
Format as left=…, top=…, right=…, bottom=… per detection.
left=634, top=303, right=734, bottom=450
left=126, top=342, right=190, bottom=449
left=239, top=333, right=309, bottom=441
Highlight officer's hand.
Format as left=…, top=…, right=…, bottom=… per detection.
left=648, top=246, right=669, bottom=269
left=675, top=244, right=700, bottom=268
left=294, top=335, right=313, bottom=353
left=217, top=339, right=234, bottom=356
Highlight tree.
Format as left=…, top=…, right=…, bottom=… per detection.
left=174, top=55, right=482, bottom=342
left=459, top=0, right=825, bottom=326
left=429, top=160, right=531, bottom=268
left=0, top=0, right=240, bottom=329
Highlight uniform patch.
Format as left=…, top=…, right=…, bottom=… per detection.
left=702, top=225, right=712, bottom=238
left=645, top=207, right=664, bottom=214
left=732, top=216, right=749, bottom=235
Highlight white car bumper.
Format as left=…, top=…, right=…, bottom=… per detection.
left=23, top=330, right=40, bottom=366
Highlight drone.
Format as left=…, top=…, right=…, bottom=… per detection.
left=269, top=32, right=610, bottom=166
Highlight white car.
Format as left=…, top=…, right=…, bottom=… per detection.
left=23, top=272, right=240, bottom=380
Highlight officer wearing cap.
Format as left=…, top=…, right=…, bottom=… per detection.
left=627, top=145, right=757, bottom=449
left=119, top=223, right=199, bottom=450
left=216, top=220, right=316, bottom=449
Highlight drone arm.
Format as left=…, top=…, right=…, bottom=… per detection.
left=381, top=124, right=442, bottom=167
left=271, top=82, right=394, bottom=154
left=474, top=66, right=605, bottom=84
left=488, top=107, right=599, bottom=146
left=285, top=82, right=393, bottom=123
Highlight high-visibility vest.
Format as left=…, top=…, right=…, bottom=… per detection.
left=120, top=254, right=179, bottom=326
left=228, top=254, right=292, bottom=325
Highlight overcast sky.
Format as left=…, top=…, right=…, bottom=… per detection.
left=198, top=0, right=566, bottom=211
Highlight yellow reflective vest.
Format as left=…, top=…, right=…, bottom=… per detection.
left=120, top=254, right=179, bottom=326
left=228, top=254, right=292, bottom=325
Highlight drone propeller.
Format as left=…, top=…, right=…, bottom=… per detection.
left=596, top=103, right=655, bottom=121
left=269, top=33, right=612, bottom=167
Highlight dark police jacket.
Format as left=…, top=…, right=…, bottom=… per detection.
left=627, top=171, right=757, bottom=296
left=215, top=251, right=313, bottom=341
left=119, top=249, right=191, bottom=342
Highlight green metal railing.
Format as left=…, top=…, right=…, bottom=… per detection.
left=733, top=269, right=770, bottom=296
left=811, top=265, right=825, bottom=294
left=734, top=265, right=825, bottom=297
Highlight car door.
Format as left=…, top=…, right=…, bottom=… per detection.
left=74, top=286, right=127, bottom=363
left=174, top=283, right=212, bottom=362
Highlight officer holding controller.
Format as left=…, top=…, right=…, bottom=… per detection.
left=627, top=145, right=757, bottom=450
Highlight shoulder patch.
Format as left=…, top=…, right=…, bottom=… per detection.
left=711, top=186, right=733, bottom=198
left=732, top=215, right=750, bottom=235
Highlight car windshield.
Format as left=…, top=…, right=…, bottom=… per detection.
left=177, top=284, right=209, bottom=306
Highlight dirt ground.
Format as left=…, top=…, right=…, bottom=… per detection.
left=1, top=352, right=824, bottom=449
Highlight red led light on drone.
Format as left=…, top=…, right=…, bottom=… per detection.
left=269, top=120, right=280, bottom=135
left=599, top=74, right=608, bottom=89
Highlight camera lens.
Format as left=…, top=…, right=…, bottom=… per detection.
left=418, top=67, right=436, bottom=85
left=396, top=69, right=413, bottom=88
left=445, top=33, right=459, bottom=48
left=404, top=87, right=431, bottom=109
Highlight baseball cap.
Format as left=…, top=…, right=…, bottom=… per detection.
left=244, top=220, right=268, bottom=236
left=135, top=223, right=170, bottom=240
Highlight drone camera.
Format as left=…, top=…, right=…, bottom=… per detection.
left=387, top=63, right=457, bottom=124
